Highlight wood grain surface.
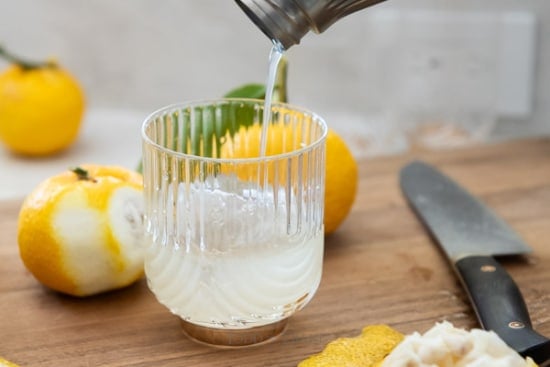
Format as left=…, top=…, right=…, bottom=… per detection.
left=2, top=138, right=550, bottom=366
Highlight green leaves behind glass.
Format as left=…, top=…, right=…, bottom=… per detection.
left=137, top=57, right=288, bottom=173
left=223, top=83, right=266, bottom=99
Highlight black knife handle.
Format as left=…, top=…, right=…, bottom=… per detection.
left=455, top=255, right=550, bottom=363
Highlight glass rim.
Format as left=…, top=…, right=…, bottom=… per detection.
left=141, top=98, right=328, bottom=164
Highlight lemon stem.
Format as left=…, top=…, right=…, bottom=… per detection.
left=71, top=167, right=93, bottom=181
left=0, top=45, right=54, bottom=70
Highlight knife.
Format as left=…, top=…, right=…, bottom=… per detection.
left=399, top=160, right=550, bottom=366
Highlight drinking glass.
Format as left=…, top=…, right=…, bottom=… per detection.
left=141, top=99, right=327, bottom=347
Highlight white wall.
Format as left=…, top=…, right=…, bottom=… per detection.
left=0, top=0, right=548, bottom=156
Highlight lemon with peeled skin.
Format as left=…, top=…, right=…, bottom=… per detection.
left=0, top=46, right=85, bottom=156
left=17, top=164, right=145, bottom=297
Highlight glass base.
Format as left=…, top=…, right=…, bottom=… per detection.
left=181, top=319, right=288, bottom=347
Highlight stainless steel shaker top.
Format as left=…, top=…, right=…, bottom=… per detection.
left=235, top=0, right=387, bottom=49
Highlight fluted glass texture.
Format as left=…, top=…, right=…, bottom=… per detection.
left=141, top=99, right=327, bottom=331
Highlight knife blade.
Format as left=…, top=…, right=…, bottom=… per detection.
left=399, top=160, right=550, bottom=366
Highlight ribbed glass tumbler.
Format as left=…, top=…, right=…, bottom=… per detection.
left=141, top=99, right=327, bottom=347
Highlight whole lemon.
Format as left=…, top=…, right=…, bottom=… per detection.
left=0, top=46, right=85, bottom=156
left=18, top=164, right=145, bottom=297
left=221, top=124, right=358, bottom=235
left=323, top=129, right=358, bottom=234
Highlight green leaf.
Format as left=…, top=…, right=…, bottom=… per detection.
left=221, top=56, right=288, bottom=103
left=223, top=83, right=266, bottom=99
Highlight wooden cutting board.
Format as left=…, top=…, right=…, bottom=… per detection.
left=2, top=138, right=550, bottom=367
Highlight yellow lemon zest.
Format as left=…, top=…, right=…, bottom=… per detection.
left=298, top=325, right=404, bottom=367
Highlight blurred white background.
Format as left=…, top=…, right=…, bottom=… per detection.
left=0, top=0, right=549, bottom=198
